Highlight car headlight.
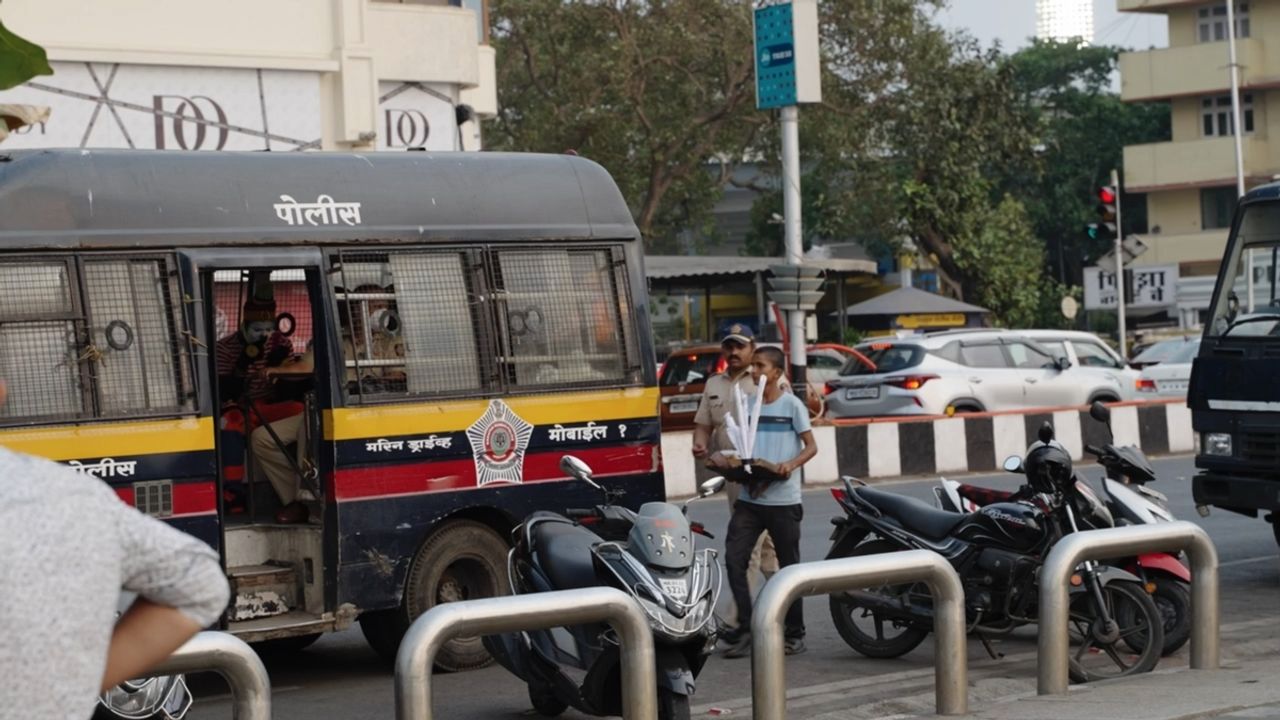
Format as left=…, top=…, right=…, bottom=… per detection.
left=1204, top=433, right=1233, bottom=456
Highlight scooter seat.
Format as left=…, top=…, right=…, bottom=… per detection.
left=854, top=486, right=966, bottom=541
left=531, top=520, right=603, bottom=591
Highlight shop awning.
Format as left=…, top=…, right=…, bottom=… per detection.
left=645, top=255, right=877, bottom=280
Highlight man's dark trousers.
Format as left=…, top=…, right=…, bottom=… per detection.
left=725, top=500, right=804, bottom=638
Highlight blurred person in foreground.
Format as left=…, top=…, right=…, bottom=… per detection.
left=0, top=373, right=230, bottom=720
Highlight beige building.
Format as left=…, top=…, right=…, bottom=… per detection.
left=1120, top=0, right=1277, bottom=280
left=0, top=0, right=496, bottom=152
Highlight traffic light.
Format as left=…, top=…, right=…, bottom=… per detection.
left=1087, top=185, right=1118, bottom=240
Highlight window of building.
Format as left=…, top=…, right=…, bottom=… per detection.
left=1198, top=2, right=1249, bottom=42
left=960, top=344, right=1008, bottom=368
left=1202, top=186, right=1238, bottom=230
left=1202, top=94, right=1254, bottom=137
left=0, top=255, right=194, bottom=424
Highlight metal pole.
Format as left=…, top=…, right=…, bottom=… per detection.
left=395, top=587, right=657, bottom=720
left=147, top=632, right=271, bottom=720
left=751, top=551, right=968, bottom=718
left=1037, top=521, right=1220, bottom=695
left=756, top=271, right=768, bottom=332
left=1225, top=0, right=1252, bottom=312
left=1112, top=168, right=1127, bottom=359
left=836, top=273, right=847, bottom=344
left=781, top=105, right=807, bottom=399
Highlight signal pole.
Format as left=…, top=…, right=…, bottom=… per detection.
left=1112, top=169, right=1127, bottom=359
left=1226, top=0, right=1251, bottom=311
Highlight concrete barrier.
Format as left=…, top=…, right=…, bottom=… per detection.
left=660, top=399, right=1193, bottom=498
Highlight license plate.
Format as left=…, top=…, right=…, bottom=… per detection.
left=1158, top=381, right=1187, bottom=393
left=670, top=401, right=699, bottom=414
left=660, top=578, right=688, bottom=601
left=844, top=386, right=879, bottom=400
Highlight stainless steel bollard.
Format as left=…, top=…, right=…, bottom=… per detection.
left=394, top=587, right=657, bottom=720
left=146, top=631, right=272, bottom=720
left=1037, top=521, right=1219, bottom=695
left=751, top=551, right=968, bottom=718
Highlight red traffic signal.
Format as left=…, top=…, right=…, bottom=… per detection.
left=1097, top=186, right=1117, bottom=205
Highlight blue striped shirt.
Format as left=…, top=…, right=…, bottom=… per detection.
left=738, top=393, right=810, bottom=506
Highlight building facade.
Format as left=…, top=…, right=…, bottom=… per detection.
left=1119, top=0, right=1277, bottom=327
left=0, top=0, right=496, bottom=152
left=1037, top=0, right=1095, bottom=42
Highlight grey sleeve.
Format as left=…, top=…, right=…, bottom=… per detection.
left=109, top=497, right=230, bottom=628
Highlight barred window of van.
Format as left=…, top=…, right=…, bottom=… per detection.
left=82, top=258, right=193, bottom=415
left=331, top=251, right=483, bottom=400
left=494, top=248, right=636, bottom=388
left=0, top=261, right=86, bottom=421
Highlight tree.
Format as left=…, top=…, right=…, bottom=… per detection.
left=1002, top=40, right=1170, bottom=285
left=487, top=0, right=761, bottom=247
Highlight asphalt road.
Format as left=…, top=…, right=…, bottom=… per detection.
left=188, top=455, right=1280, bottom=720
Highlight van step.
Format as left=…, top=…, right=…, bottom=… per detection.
left=228, top=563, right=297, bottom=621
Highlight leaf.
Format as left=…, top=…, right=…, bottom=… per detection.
left=0, top=19, right=53, bottom=91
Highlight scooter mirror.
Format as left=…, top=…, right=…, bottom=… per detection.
left=699, top=476, right=726, bottom=497
left=1089, top=401, right=1111, bottom=424
left=560, top=455, right=594, bottom=482
left=1038, top=422, right=1054, bottom=443
left=1003, top=455, right=1025, bottom=474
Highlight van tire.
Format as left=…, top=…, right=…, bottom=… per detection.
left=361, top=520, right=510, bottom=670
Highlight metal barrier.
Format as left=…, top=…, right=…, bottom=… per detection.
left=395, top=587, right=657, bottom=720
left=144, top=631, right=271, bottom=720
left=752, top=551, right=968, bottom=718
left=1038, top=521, right=1220, bottom=695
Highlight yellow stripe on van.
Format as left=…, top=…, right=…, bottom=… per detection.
left=0, top=416, right=215, bottom=460
left=325, top=387, right=660, bottom=441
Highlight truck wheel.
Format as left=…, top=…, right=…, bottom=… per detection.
left=361, top=520, right=510, bottom=670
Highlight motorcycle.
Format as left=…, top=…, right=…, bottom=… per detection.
left=827, top=423, right=1165, bottom=683
left=483, top=456, right=725, bottom=720
left=96, top=593, right=193, bottom=720
left=932, top=402, right=1191, bottom=656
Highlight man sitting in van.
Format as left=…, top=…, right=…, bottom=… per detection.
left=341, top=283, right=406, bottom=395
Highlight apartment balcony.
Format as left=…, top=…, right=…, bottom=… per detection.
left=1120, top=38, right=1266, bottom=102
left=368, top=3, right=480, bottom=86
left=1124, top=135, right=1275, bottom=192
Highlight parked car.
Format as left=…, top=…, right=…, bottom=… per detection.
left=1014, top=329, right=1142, bottom=400
left=1137, top=338, right=1201, bottom=397
left=1129, top=337, right=1196, bottom=371
left=659, top=342, right=869, bottom=430
left=823, top=329, right=1128, bottom=419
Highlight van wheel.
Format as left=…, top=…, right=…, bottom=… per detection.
left=361, top=520, right=510, bottom=670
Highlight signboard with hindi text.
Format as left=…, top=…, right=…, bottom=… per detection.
left=753, top=0, right=822, bottom=110
left=1083, top=265, right=1179, bottom=310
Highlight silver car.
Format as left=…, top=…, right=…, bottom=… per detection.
left=824, top=330, right=1128, bottom=418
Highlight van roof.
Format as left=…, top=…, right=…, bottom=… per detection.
left=0, top=149, right=639, bottom=248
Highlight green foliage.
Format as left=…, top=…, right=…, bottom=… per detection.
left=1000, top=40, right=1170, bottom=280
left=487, top=0, right=760, bottom=246
left=0, top=19, right=52, bottom=91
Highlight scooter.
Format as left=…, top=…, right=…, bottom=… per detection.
left=932, top=402, right=1192, bottom=655
left=96, top=593, right=193, bottom=720
left=483, top=456, right=725, bottom=720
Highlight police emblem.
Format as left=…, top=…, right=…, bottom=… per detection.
left=466, top=399, right=534, bottom=487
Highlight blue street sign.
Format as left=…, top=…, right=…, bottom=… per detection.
left=755, top=3, right=797, bottom=109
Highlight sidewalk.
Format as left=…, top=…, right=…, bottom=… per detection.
left=810, top=655, right=1280, bottom=720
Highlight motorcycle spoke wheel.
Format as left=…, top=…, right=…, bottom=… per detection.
left=827, top=540, right=930, bottom=659
left=1066, top=581, right=1163, bottom=684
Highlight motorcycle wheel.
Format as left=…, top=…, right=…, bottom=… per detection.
left=1067, top=580, right=1163, bottom=683
left=658, top=688, right=691, bottom=720
left=527, top=683, right=568, bottom=717
left=1122, top=577, right=1190, bottom=657
left=827, top=539, right=930, bottom=659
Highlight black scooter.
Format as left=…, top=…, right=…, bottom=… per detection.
left=483, top=456, right=725, bottom=720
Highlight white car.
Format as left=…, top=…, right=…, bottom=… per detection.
left=1137, top=339, right=1201, bottom=397
left=1014, top=329, right=1143, bottom=400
